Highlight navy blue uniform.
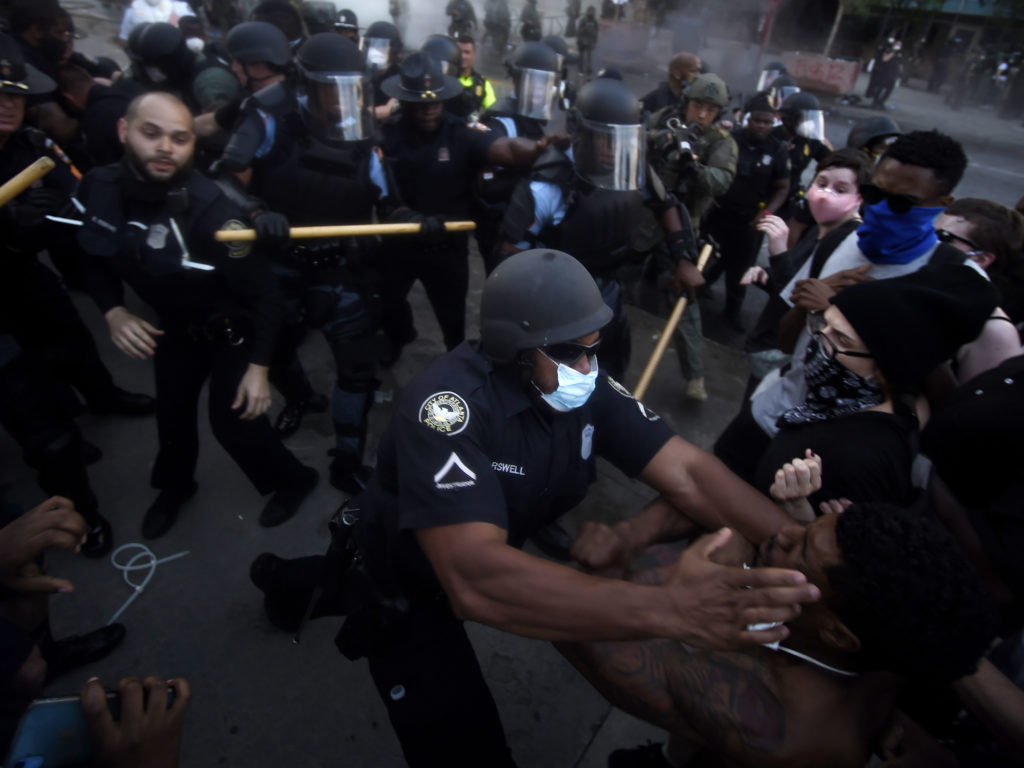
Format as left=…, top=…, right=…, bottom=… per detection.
left=74, top=163, right=306, bottom=497
left=351, top=341, right=672, bottom=767
left=380, top=113, right=497, bottom=351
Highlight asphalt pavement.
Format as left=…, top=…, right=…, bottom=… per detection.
left=2, top=4, right=1022, bottom=767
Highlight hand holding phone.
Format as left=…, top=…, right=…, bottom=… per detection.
left=81, top=676, right=190, bottom=768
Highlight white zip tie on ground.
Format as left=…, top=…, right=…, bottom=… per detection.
left=108, top=544, right=190, bottom=625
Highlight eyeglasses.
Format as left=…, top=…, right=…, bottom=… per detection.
left=540, top=339, right=601, bottom=365
left=936, top=228, right=981, bottom=252
left=807, top=314, right=873, bottom=360
left=858, top=183, right=923, bottom=215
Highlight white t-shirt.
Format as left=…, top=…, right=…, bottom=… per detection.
left=120, top=0, right=195, bottom=41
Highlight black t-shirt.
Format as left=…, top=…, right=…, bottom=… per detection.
left=361, top=341, right=673, bottom=593
left=381, top=112, right=496, bottom=219
left=718, top=129, right=789, bottom=220
left=640, top=82, right=677, bottom=115
left=82, top=78, right=146, bottom=167
left=755, top=409, right=916, bottom=510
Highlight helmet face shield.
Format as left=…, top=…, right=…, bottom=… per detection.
left=772, top=84, right=800, bottom=109
left=572, top=119, right=645, bottom=191
left=756, top=67, right=784, bottom=93
left=363, top=37, right=391, bottom=72
left=298, top=71, right=370, bottom=141
left=796, top=108, right=825, bottom=142
left=516, top=68, right=558, bottom=120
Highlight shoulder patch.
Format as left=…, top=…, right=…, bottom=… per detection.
left=420, top=391, right=470, bottom=435
left=221, top=220, right=251, bottom=258
left=606, top=375, right=634, bottom=398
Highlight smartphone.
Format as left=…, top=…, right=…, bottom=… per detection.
left=4, top=688, right=175, bottom=768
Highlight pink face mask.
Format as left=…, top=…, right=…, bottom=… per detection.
left=807, top=183, right=861, bottom=226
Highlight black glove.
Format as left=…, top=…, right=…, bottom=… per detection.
left=251, top=210, right=290, bottom=246
left=24, top=187, right=67, bottom=214
left=418, top=215, right=446, bottom=242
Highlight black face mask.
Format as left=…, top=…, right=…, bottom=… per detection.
left=777, top=333, right=884, bottom=428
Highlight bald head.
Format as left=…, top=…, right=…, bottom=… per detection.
left=668, top=52, right=701, bottom=93
left=119, top=92, right=196, bottom=182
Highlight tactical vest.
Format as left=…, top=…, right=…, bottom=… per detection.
left=76, top=164, right=223, bottom=279
left=531, top=149, right=647, bottom=276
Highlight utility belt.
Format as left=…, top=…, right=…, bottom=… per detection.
left=184, top=314, right=248, bottom=347
left=283, top=237, right=372, bottom=273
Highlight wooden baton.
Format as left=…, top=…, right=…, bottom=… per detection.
left=214, top=220, right=477, bottom=242
left=633, top=243, right=713, bottom=401
left=0, top=157, right=56, bottom=209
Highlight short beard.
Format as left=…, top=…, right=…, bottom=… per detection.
left=124, top=144, right=193, bottom=185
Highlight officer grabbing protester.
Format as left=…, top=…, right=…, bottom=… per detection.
left=72, top=92, right=319, bottom=538
left=251, top=249, right=821, bottom=768
left=218, top=33, right=401, bottom=495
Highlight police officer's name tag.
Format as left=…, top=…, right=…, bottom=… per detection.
left=420, top=391, right=469, bottom=435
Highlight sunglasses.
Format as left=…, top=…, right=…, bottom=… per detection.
left=858, top=183, right=924, bottom=215
left=540, top=339, right=601, bottom=365
left=936, top=228, right=981, bottom=252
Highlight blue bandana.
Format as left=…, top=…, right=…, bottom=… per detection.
left=857, top=200, right=943, bottom=265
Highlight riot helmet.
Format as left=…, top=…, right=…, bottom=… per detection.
left=540, top=34, right=569, bottom=72
left=128, top=22, right=196, bottom=90
left=846, top=115, right=900, bottom=158
left=507, top=41, right=559, bottom=120
left=226, top=21, right=292, bottom=68
left=480, top=249, right=613, bottom=365
left=422, top=34, right=460, bottom=75
left=300, top=1, right=336, bottom=35
left=768, top=74, right=799, bottom=109
left=296, top=33, right=371, bottom=143
left=569, top=78, right=645, bottom=191
left=780, top=91, right=824, bottom=142
left=362, top=21, right=402, bottom=73
left=756, top=60, right=786, bottom=93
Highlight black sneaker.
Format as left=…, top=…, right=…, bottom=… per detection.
left=274, top=393, right=329, bottom=438
left=42, top=623, right=127, bottom=684
left=142, top=483, right=198, bottom=539
left=249, top=553, right=325, bottom=633
left=259, top=465, right=319, bottom=527
left=608, top=742, right=671, bottom=768
left=81, top=515, right=112, bottom=559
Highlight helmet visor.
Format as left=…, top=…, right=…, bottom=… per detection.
left=772, top=84, right=800, bottom=108
left=299, top=72, right=369, bottom=141
left=516, top=68, right=558, bottom=120
left=756, top=68, right=784, bottom=92
left=363, top=38, right=391, bottom=71
left=572, top=118, right=645, bottom=191
left=796, top=109, right=825, bottom=142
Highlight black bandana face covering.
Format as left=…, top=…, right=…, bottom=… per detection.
left=777, top=333, right=885, bottom=428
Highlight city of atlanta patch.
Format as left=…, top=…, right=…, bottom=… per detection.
left=420, top=391, right=470, bottom=435
left=606, top=376, right=633, bottom=398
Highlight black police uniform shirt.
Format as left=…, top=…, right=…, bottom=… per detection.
left=381, top=111, right=497, bottom=220
left=73, top=162, right=281, bottom=365
left=360, top=341, right=673, bottom=594
left=718, top=128, right=790, bottom=221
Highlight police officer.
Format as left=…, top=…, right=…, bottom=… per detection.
left=520, top=0, right=542, bottom=42
left=445, top=0, right=477, bottom=37
left=482, top=0, right=511, bottom=54
left=640, top=51, right=702, bottom=115
left=475, top=41, right=559, bottom=271
left=221, top=33, right=400, bottom=494
left=499, top=76, right=703, bottom=384
left=773, top=91, right=831, bottom=221
left=73, top=92, right=318, bottom=538
left=0, top=37, right=153, bottom=556
left=647, top=71, right=738, bottom=400
left=252, top=249, right=819, bottom=768
left=576, top=5, right=599, bottom=74
left=703, top=92, right=789, bottom=329
left=379, top=51, right=556, bottom=357
left=845, top=115, right=900, bottom=161
left=453, top=35, right=497, bottom=119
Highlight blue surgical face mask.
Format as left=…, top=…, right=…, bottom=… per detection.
left=857, top=199, right=943, bottom=265
left=536, top=356, right=599, bottom=412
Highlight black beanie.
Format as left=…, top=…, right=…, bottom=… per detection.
left=829, top=264, right=998, bottom=392
left=744, top=92, right=774, bottom=114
